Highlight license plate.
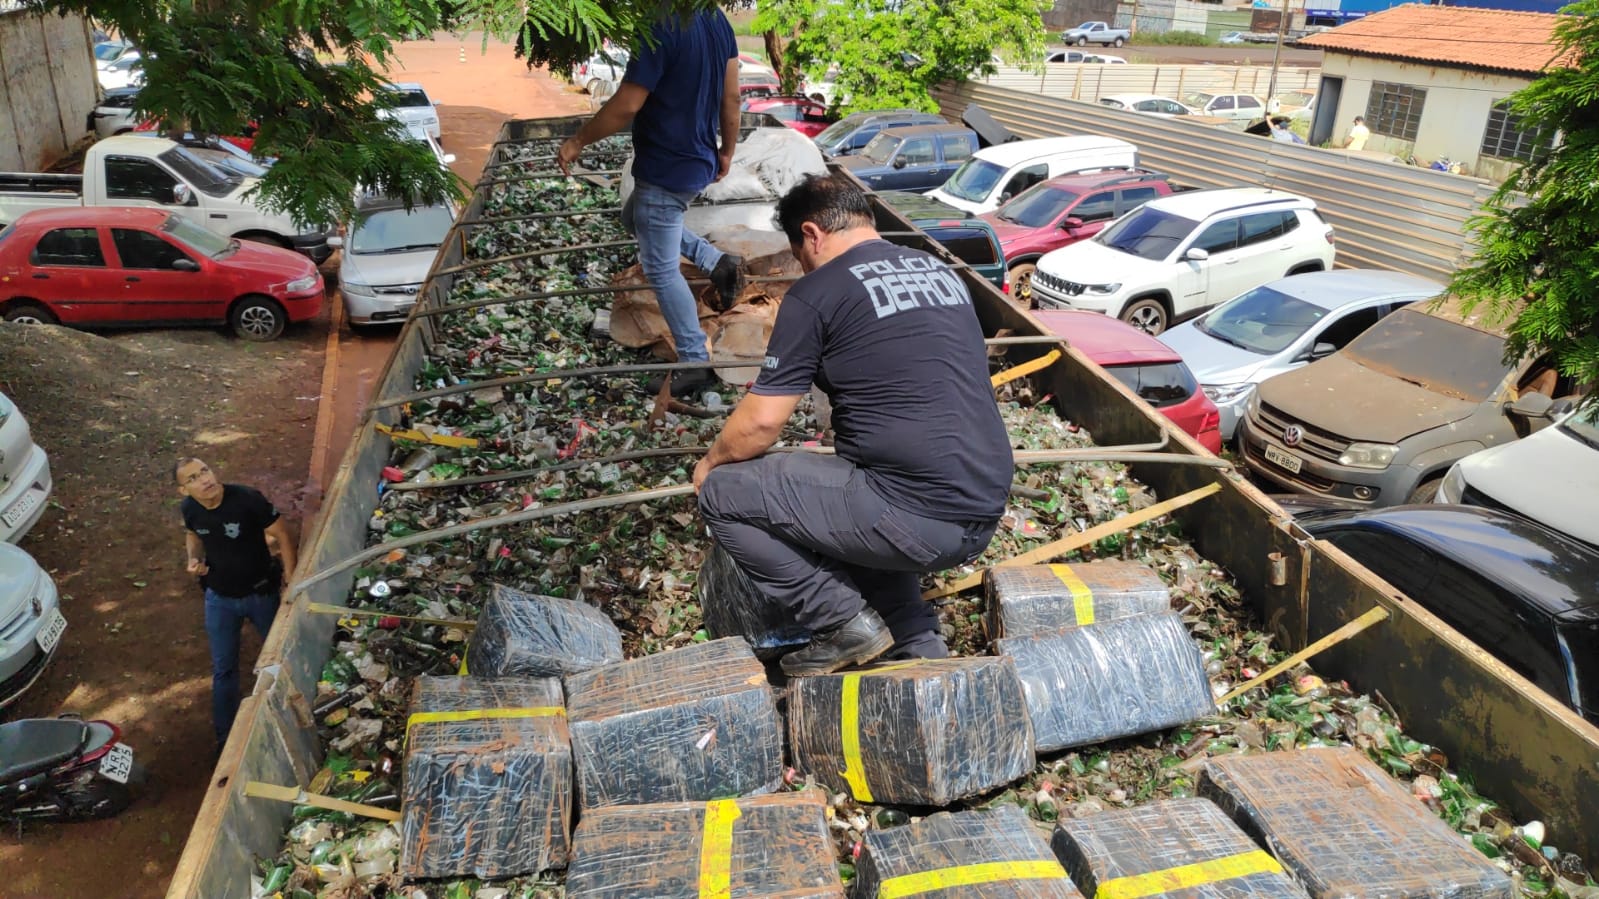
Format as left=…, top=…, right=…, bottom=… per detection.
left=98, top=743, right=134, bottom=784
left=1, top=488, right=42, bottom=528
left=1264, top=444, right=1304, bottom=474
left=36, top=608, right=66, bottom=654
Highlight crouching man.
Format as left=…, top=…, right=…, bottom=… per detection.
left=694, top=173, right=1013, bottom=676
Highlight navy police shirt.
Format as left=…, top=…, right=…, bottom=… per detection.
left=624, top=10, right=738, bottom=194
left=753, top=240, right=1014, bottom=522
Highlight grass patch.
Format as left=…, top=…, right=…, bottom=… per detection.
left=1136, top=30, right=1216, bottom=46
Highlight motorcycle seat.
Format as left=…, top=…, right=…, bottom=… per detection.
left=0, top=719, right=89, bottom=782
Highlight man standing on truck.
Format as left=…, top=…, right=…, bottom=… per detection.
left=557, top=9, right=746, bottom=399
left=694, top=173, right=1013, bottom=675
left=175, top=457, right=296, bottom=753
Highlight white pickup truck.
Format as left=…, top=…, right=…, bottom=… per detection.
left=0, top=136, right=334, bottom=262
left=1061, top=21, right=1130, bottom=47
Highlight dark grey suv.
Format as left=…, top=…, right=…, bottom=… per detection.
left=812, top=109, right=946, bottom=158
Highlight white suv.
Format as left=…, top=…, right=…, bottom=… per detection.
left=1030, top=188, right=1335, bottom=334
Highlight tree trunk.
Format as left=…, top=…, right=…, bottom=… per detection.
left=763, top=30, right=792, bottom=93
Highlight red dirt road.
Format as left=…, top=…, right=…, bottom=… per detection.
left=0, top=36, right=586, bottom=899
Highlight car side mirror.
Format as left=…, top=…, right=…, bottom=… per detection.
left=326, top=235, right=344, bottom=249
left=893, top=157, right=908, bottom=169
left=1309, top=341, right=1336, bottom=360
left=172, top=183, right=193, bottom=206
left=999, top=192, right=1013, bottom=203
left=1184, top=247, right=1210, bottom=262
left=1505, top=392, right=1555, bottom=419
left=171, top=258, right=200, bottom=272
left=1062, top=216, right=1084, bottom=231
left=1548, top=397, right=1576, bottom=418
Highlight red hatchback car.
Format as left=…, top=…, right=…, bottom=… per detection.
left=980, top=170, right=1177, bottom=306
left=0, top=207, right=322, bottom=340
left=742, top=96, right=835, bottom=137
left=1033, top=309, right=1223, bottom=453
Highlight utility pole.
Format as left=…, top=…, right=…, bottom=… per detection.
left=1265, top=0, right=1293, bottom=111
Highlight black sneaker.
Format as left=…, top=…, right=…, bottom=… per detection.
left=708, top=254, right=746, bottom=312
left=644, top=367, right=718, bottom=400
left=779, top=608, right=895, bottom=677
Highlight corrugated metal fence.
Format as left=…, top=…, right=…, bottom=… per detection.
left=935, top=80, right=1499, bottom=282
left=976, top=64, right=1319, bottom=105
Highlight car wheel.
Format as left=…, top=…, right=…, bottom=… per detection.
left=1113, top=36, right=1125, bottom=47
left=1075, top=36, right=1088, bottom=46
left=2, top=303, right=58, bottom=325
left=229, top=295, right=287, bottom=341
left=586, top=78, right=602, bottom=95
left=1120, top=298, right=1169, bottom=335
left=1007, top=263, right=1036, bottom=308
left=1407, top=478, right=1442, bottom=504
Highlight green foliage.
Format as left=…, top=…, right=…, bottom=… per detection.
left=753, top=0, right=1050, bottom=114
left=20, top=0, right=713, bottom=226
left=1136, top=30, right=1214, bottom=46
left=1450, top=0, right=1599, bottom=396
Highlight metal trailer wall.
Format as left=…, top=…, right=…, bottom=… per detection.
left=974, top=65, right=1320, bottom=108
left=168, top=113, right=1598, bottom=898
left=935, top=79, right=1497, bottom=282
left=0, top=8, right=95, bottom=172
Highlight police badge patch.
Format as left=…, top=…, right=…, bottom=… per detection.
left=224, top=522, right=241, bottom=539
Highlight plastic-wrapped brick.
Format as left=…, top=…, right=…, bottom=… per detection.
left=463, top=584, right=624, bottom=677
left=698, top=543, right=811, bottom=660
left=1049, top=797, right=1309, bottom=898
left=787, top=657, right=1035, bottom=807
left=1200, top=747, right=1514, bottom=898
left=564, top=637, right=783, bottom=809
left=992, top=611, right=1213, bottom=752
left=566, top=789, right=844, bottom=898
left=399, top=675, right=572, bottom=879
left=985, top=561, right=1170, bottom=639
left=855, top=805, right=1084, bottom=898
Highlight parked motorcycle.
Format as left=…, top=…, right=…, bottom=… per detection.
left=0, top=716, right=142, bottom=823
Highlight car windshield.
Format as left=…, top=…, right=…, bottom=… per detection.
left=158, top=146, right=241, bottom=197
left=942, top=158, right=1005, bottom=203
left=162, top=213, right=234, bottom=257
left=1096, top=206, right=1198, bottom=261
left=1281, top=91, right=1315, bottom=106
left=996, top=185, right=1080, bottom=228
left=1183, top=91, right=1216, bottom=109
left=860, top=134, right=901, bottom=165
left=350, top=205, right=455, bottom=254
left=1558, top=621, right=1599, bottom=719
left=813, top=116, right=861, bottom=147
left=386, top=88, right=432, bottom=108
left=1558, top=403, right=1599, bottom=450
left=1341, top=309, right=1511, bottom=402
left=94, top=43, right=126, bottom=61
left=194, top=148, right=269, bottom=179
left=1194, top=285, right=1327, bottom=355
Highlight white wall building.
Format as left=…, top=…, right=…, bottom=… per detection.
left=1299, top=4, right=1568, bottom=183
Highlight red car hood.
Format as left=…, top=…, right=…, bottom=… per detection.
left=222, top=239, right=316, bottom=282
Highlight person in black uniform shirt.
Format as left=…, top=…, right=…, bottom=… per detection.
left=695, top=173, right=1014, bottom=676
left=176, top=457, right=296, bottom=749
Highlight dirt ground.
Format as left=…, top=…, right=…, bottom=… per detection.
left=0, top=37, right=586, bottom=899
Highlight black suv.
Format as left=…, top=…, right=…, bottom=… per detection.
left=1284, top=501, right=1599, bottom=724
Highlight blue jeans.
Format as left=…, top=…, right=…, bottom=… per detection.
left=204, top=588, right=280, bottom=746
left=622, top=178, right=725, bottom=363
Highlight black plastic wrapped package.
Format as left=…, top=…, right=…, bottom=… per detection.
left=399, top=675, right=573, bottom=879
left=985, top=561, right=1171, bottom=639
left=1049, top=797, right=1309, bottom=898
left=1200, top=747, right=1514, bottom=898
left=992, top=611, right=1214, bottom=752
left=463, top=583, right=624, bottom=677
left=566, top=790, right=845, bottom=898
left=564, top=637, right=784, bottom=810
left=855, top=805, right=1084, bottom=898
left=698, top=542, right=811, bottom=660
left=787, top=657, right=1035, bottom=807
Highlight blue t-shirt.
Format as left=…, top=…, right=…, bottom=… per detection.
left=752, top=240, right=1014, bottom=522
left=624, top=10, right=738, bottom=194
